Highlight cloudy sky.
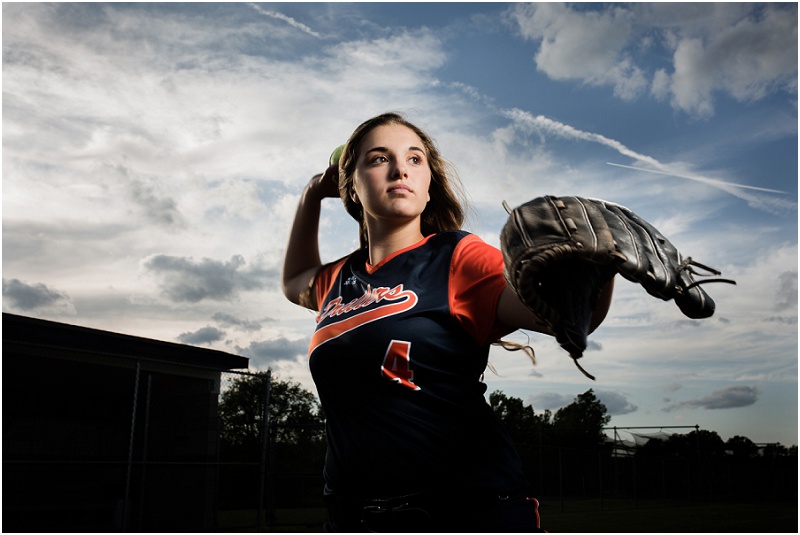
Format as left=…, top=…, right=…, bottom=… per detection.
left=3, top=3, right=797, bottom=446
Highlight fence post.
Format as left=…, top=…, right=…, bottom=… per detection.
left=632, top=453, right=638, bottom=509
left=538, top=429, right=544, bottom=496
left=598, top=450, right=604, bottom=511
left=256, top=370, right=272, bottom=531
left=122, top=361, right=141, bottom=532
left=137, top=373, right=153, bottom=530
left=558, top=448, right=564, bottom=512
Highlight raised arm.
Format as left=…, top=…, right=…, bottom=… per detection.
left=282, top=163, right=340, bottom=307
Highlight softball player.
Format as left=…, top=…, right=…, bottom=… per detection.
left=283, top=113, right=613, bottom=531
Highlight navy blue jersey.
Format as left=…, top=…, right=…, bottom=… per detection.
left=309, top=230, right=528, bottom=499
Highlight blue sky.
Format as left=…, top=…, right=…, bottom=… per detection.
left=3, top=3, right=797, bottom=447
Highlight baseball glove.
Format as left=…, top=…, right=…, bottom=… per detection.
left=500, top=195, right=735, bottom=379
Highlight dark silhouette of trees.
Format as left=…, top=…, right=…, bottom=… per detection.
left=551, top=389, right=611, bottom=448
left=489, top=388, right=797, bottom=463
left=489, top=390, right=551, bottom=445
left=763, top=443, right=796, bottom=458
left=487, top=388, right=796, bottom=504
left=726, top=435, right=759, bottom=458
left=490, top=388, right=610, bottom=450
left=218, top=371, right=324, bottom=455
left=217, top=372, right=326, bottom=509
left=637, top=429, right=726, bottom=458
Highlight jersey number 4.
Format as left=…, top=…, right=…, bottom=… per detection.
left=381, top=340, right=421, bottom=391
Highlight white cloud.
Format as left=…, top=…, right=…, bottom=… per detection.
left=722, top=243, right=798, bottom=330
left=595, top=390, right=638, bottom=416
left=178, top=325, right=227, bottom=345
left=212, top=312, right=265, bottom=332
left=528, top=391, right=574, bottom=411
left=2, top=279, right=76, bottom=316
left=662, top=6, right=798, bottom=118
left=510, top=3, right=646, bottom=100
left=663, top=385, right=760, bottom=412
left=237, top=337, right=311, bottom=365
left=509, top=3, right=797, bottom=117
left=141, top=254, right=275, bottom=303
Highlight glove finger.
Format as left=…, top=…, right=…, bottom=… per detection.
left=580, top=199, right=655, bottom=292
left=596, top=200, right=677, bottom=298
left=614, top=204, right=680, bottom=296
left=560, top=197, right=620, bottom=265
left=596, top=200, right=719, bottom=318
left=587, top=199, right=651, bottom=281
left=674, top=262, right=717, bottom=318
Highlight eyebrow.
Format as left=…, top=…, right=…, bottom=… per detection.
left=364, top=145, right=426, bottom=155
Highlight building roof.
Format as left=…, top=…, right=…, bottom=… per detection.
left=3, top=313, right=249, bottom=371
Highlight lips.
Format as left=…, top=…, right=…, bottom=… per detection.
left=387, top=184, right=412, bottom=193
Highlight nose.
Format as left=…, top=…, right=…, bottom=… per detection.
left=392, top=157, right=408, bottom=179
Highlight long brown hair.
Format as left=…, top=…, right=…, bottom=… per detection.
left=338, top=112, right=466, bottom=248
left=336, top=113, right=536, bottom=367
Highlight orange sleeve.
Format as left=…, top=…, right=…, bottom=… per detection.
left=313, top=257, right=348, bottom=313
left=449, top=234, right=515, bottom=346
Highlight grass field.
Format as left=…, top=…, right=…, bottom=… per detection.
left=540, top=498, right=798, bottom=533
left=218, top=498, right=798, bottom=532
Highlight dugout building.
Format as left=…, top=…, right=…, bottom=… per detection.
left=2, top=313, right=249, bottom=532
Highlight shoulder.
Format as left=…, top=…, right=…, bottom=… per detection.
left=418, top=231, right=503, bottom=278
left=450, top=232, right=503, bottom=274
left=424, top=229, right=471, bottom=248
left=424, top=230, right=497, bottom=258
left=313, top=251, right=360, bottom=310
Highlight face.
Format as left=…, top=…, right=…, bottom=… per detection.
left=351, top=123, right=432, bottom=229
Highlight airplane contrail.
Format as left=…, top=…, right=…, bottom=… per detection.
left=501, top=108, right=787, bottom=196
left=606, top=162, right=786, bottom=194
left=248, top=3, right=323, bottom=38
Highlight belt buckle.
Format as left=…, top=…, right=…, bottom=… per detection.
left=361, top=502, right=432, bottom=532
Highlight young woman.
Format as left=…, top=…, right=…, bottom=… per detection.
left=283, top=112, right=613, bottom=532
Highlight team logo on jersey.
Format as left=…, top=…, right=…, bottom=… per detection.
left=309, top=284, right=418, bottom=355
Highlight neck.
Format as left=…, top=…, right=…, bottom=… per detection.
left=365, top=219, right=425, bottom=265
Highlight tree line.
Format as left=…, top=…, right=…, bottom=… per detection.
left=218, top=371, right=796, bottom=459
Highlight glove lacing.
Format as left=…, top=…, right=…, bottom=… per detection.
left=571, top=358, right=596, bottom=381
left=677, top=257, right=737, bottom=292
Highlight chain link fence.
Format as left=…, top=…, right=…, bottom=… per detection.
left=3, top=352, right=327, bottom=533
left=518, top=441, right=796, bottom=510
left=215, top=370, right=326, bottom=532
left=4, top=350, right=795, bottom=532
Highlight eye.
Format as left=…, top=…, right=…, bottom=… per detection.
left=409, top=154, right=424, bottom=165
left=369, top=155, right=388, bottom=165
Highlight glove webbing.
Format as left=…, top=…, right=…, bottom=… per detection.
left=678, top=257, right=737, bottom=291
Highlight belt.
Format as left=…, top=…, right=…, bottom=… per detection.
left=325, top=488, right=522, bottom=532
